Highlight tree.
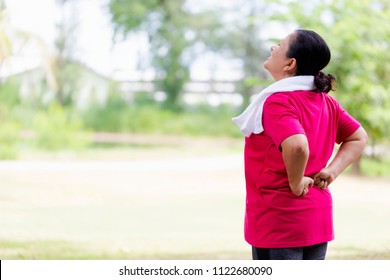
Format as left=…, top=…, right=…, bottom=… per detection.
left=53, top=0, right=81, bottom=106
left=214, top=0, right=270, bottom=108
left=108, top=0, right=224, bottom=110
left=269, top=0, right=390, bottom=172
left=0, top=1, right=12, bottom=65
left=1, top=1, right=57, bottom=95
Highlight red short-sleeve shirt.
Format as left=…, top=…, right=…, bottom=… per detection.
left=244, top=90, right=360, bottom=248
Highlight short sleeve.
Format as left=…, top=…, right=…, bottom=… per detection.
left=335, top=106, right=361, bottom=144
left=263, top=95, right=305, bottom=149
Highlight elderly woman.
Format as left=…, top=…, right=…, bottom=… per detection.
left=233, top=29, right=368, bottom=260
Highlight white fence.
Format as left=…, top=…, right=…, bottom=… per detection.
left=119, top=80, right=245, bottom=106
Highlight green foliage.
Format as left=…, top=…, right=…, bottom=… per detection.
left=4, top=0, right=390, bottom=161
left=82, top=87, right=130, bottom=132
left=54, top=61, right=82, bottom=107
left=109, top=0, right=189, bottom=109
left=220, top=2, right=271, bottom=108
left=360, top=156, right=390, bottom=177
left=32, top=103, right=91, bottom=151
left=108, top=0, right=226, bottom=110
left=52, top=1, right=82, bottom=106
left=0, top=2, right=12, bottom=61
left=109, top=0, right=159, bottom=33
left=0, top=79, right=22, bottom=159
left=83, top=91, right=241, bottom=137
left=0, top=78, right=21, bottom=106
left=0, top=120, right=21, bottom=159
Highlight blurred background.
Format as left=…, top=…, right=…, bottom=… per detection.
left=0, top=0, right=389, bottom=260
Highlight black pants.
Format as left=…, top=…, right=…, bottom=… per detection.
left=252, top=242, right=328, bottom=260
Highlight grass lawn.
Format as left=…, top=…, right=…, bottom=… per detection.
left=0, top=137, right=389, bottom=260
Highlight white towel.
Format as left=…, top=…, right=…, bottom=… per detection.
left=232, top=75, right=315, bottom=137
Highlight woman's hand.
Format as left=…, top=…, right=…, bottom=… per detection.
left=313, top=168, right=335, bottom=190
left=291, top=176, right=314, bottom=196
left=313, top=126, right=367, bottom=190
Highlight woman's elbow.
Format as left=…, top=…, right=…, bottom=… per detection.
left=281, top=134, right=309, bottom=155
left=360, top=127, right=369, bottom=146
left=354, top=127, right=369, bottom=151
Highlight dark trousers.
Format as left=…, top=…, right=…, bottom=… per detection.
left=252, top=242, right=328, bottom=260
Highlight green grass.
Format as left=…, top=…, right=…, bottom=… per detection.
left=1, top=144, right=389, bottom=260
left=0, top=239, right=251, bottom=260
left=2, top=240, right=390, bottom=260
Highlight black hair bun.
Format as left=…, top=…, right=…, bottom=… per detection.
left=314, top=71, right=336, bottom=93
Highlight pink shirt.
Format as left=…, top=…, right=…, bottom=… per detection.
left=244, top=90, right=360, bottom=248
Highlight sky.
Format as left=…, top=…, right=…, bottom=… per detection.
left=3, top=0, right=142, bottom=80
left=2, top=0, right=290, bottom=81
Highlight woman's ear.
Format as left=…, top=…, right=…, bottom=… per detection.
left=284, top=58, right=297, bottom=73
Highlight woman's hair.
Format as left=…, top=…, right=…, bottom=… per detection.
left=287, top=29, right=336, bottom=93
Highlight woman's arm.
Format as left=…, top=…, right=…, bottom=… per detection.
left=281, top=134, right=314, bottom=196
left=314, top=126, right=368, bottom=188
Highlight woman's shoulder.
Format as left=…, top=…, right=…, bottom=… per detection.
left=265, top=90, right=344, bottom=111
left=265, top=91, right=293, bottom=102
left=322, top=92, right=343, bottom=108
left=265, top=90, right=311, bottom=103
